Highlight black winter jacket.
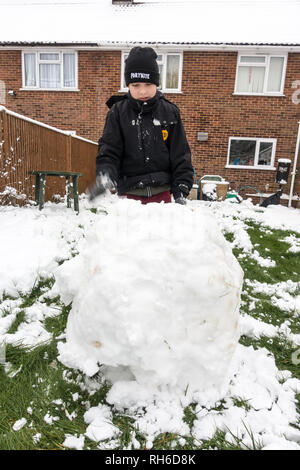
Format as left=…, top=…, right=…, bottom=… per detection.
left=96, top=91, right=194, bottom=199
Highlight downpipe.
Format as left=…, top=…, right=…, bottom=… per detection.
left=289, top=121, right=300, bottom=208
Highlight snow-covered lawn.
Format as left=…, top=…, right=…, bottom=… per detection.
left=0, top=195, right=299, bottom=450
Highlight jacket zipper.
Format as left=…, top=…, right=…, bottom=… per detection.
left=136, top=104, right=150, bottom=166
left=136, top=110, right=143, bottom=153
left=137, top=103, right=152, bottom=197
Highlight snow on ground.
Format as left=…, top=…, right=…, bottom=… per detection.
left=0, top=195, right=299, bottom=450
left=0, top=204, right=94, bottom=298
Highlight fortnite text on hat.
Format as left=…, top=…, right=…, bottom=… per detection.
left=130, top=72, right=150, bottom=79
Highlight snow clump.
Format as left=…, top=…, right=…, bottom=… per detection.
left=56, top=198, right=243, bottom=400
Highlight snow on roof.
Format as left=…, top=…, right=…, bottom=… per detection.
left=0, top=0, right=300, bottom=46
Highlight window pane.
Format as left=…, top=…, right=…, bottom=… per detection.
left=24, top=53, right=36, bottom=87
left=123, top=54, right=129, bottom=88
left=166, top=55, right=180, bottom=89
left=158, top=63, right=163, bottom=89
left=40, top=53, right=59, bottom=61
left=240, top=56, right=266, bottom=63
left=267, top=57, right=284, bottom=92
left=258, top=142, right=273, bottom=165
left=63, top=53, right=75, bottom=87
left=229, top=139, right=256, bottom=166
left=236, top=66, right=265, bottom=93
left=156, top=55, right=163, bottom=62
left=39, top=64, right=60, bottom=88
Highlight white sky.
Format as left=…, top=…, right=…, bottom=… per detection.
left=0, top=0, right=299, bottom=44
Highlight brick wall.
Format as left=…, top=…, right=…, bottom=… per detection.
left=169, top=51, right=300, bottom=195
left=1, top=48, right=300, bottom=196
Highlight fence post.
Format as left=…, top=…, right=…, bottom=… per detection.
left=0, top=109, right=3, bottom=193
left=67, top=133, right=72, bottom=172
left=0, top=109, right=9, bottom=194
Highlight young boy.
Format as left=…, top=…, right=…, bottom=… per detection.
left=89, top=46, right=194, bottom=204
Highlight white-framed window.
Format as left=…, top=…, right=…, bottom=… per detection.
left=234, top=53, right=287, bottom=95
left=120, top=51, right=183, bottom=93
left=226, top=137, right=277, bottom=169
left=22, top=50, right=78, bottom=90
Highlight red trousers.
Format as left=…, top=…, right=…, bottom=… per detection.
left=125, top=190, right=172, bottom=204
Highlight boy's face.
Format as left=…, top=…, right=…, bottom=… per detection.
left=128, top=82, right=157, bottom=101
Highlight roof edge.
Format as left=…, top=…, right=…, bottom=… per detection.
left=1, top=41, right=300, bottom=52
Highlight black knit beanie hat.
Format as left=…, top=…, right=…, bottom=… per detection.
left=125, top=47, right=160, bottom=87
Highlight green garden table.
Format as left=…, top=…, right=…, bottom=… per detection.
left=29, top=170, right=83, bottom=212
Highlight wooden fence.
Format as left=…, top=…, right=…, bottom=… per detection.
left=0, top=106, right=97, bottom=205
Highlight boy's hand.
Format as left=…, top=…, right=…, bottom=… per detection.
left=175, top=197, right=187, bottom=205
left=174, top=183, right=189, bottom=205
left=88, top=173, right=116, bottom=201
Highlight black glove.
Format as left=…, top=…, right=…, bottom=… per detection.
left=88, top=174, right=116, bottom=201
left=175, top=197, right=187, bottom=205
left=174, top=184, right=189, bottom=205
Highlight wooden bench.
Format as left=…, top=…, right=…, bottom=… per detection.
left=29, top=170, right=83, bottom=212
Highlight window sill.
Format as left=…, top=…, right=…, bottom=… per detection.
left=232, top=92, right=285, bottom=97
left=20, top=88, right=80, bottom=92
left=225, top=165, right=276, bottom=171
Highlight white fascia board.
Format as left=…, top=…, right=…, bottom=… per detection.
left=2, top=43, right=300, bottom=53
left=98, top=43, right=300, bottom=53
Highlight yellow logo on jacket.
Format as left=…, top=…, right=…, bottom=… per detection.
left=162, top=129, right=168, bottom=141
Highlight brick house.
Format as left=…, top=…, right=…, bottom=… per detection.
left=0, top=0, right=300, bottom=204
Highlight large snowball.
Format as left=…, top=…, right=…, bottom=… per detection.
left=56, top=198, right=243, bottom=396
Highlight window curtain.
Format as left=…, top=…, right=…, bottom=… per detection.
left=158, top=63, right=163, bottom=89
left=267, top=57, right=284, bottom=92
left=24, top=53, right=36, bottom=87
left=123, top=53, right=129, bottom=89
left=237, top=66, right=265, bottom=93
left=63, top=54, right=76, bottom=87
left=166, top=55, right=179, bottom=89
left=166, top=55, right=180, bottom=89
left=156, top=55, right=163, bottom=89
left=39, top=64, right=60, bottom=88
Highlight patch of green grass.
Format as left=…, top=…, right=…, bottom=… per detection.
left=296, top=395, right=300, bottom=431
left=244, top=221, right=300, bottom=283
left=0, top=292, right=18, bottom=303
left=112, top=414, right=136, bottom=449
left=231, top=397, right=251, bottom=412
left=239, top=334, right=300, bottom=380
left=6, top=310, right=26, bottom=334
left=240, top=291, right=299, bottom=334
left=183, top=403, right=197, bottom=429
left=19, top=277, right=55, bottom=309
left=0, top=339, right=111, bottom=450
left=44, top=304, right=70, bottom=337
left=0, top=308, right=15, bottom=318
left=224, top=232, right=235, bottom=244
